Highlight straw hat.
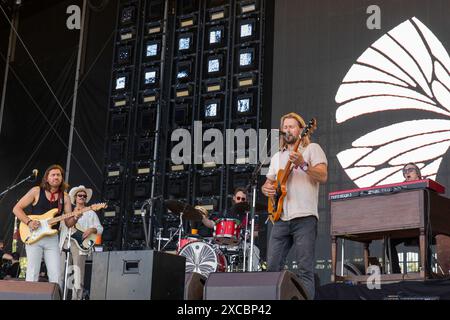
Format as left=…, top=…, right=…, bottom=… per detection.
left=69, top=185, right=93, bottom=205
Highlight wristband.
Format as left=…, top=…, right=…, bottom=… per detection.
left=300, top=161, right=309, bottom=172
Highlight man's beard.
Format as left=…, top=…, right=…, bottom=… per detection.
left=50, top=181, right=62, bottom=187
left=283, top=135, right=297, bottom=145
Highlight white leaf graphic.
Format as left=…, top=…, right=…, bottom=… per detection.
left=335, top=17, right=450, bottom=188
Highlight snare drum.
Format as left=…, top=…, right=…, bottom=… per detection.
left=214, top=218, right=241, bottom=245
left=178, top=240, right=227, bottom=277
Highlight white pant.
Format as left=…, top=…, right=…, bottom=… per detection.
left=60, top=239, right=86, bottom=300
left=25, top=234, right=60, bottom=285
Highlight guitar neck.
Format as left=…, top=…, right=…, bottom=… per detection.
left=281, top=137, right=303, bottom=184
left=48, top=207, right=91, bottom=225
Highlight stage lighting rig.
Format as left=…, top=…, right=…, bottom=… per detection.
left=238, top=47, right=256, bottom=70
left=208, top=26, right=225, bottom=46
left=167, top=174, right=189, bottom=198
left=178, top=33, right=194, bottom=53
left=173, top=103, right=191, bottom=127
left=176, top=60, right=193, bottom=82
left=209, top=7, right=226, bottom=21
left=120, top=5, right=136, bottom=26
left=175, top=84, right=192, bottom=98
left=206, top=54, right=224, bottom=77
left=203, top=99, right=221, bottom=122
left=109, top=112, right=128, bottom=137
left=179, top=14, right=196, bottom=28
left=117, top=45, right=133, bottom=65
left=235, top=92, right=255, bottom=117
left=144, top=40, right=161, bottom=60
left=114, top=74, right=128, bottom=91
left=141, top=90, right=158, bottom=103
left=239, top=1, right=257, bottom=14
left=119, top=27, right=136, bottom=41
left=142, top=67, right=159, bottom=88
left=197, top=172, right=221, bottom=197
left=238, top=18, right=256, bottom=41
left=108, top=139, right=125, bottom=163
left=205, top=78, right=224, bottom=93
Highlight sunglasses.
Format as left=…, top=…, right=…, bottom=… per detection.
left=77, top=194, right=87, bottom=199
left=236, top=196, right=246, bottom=201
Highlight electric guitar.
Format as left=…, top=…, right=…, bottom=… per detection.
left=19, top=203, right=107, bottom=245
left=69, top=224, right=98, bottom=253
left=268, top=118, right=317, bottom=222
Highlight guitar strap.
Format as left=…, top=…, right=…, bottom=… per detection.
left=58, top=191, right=64, bottom=216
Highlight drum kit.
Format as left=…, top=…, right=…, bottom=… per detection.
left=158, top=199, right=264, bottom=278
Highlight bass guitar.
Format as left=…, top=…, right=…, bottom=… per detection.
left=69, top=224, right=98, bottom=253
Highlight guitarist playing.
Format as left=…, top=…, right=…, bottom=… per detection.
left=59, top=185, right=103, bottom=300
left=13, top=164, right=80, bottom=285
left=261, top=113, right=327, bottom=299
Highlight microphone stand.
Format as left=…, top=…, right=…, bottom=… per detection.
left=243, top=129, right=274, bottom=272
left=140, top=196, right=162, bottom=250
left=161, top=210, right=185, bottom=252
left=62, top=230, right=73, bottom=300
left=0, top=173, right=36, bottom=198
left=140, top=200, right=151, bottom=249
left=242, top=211, right=249, bottom=271
left=247, top=173, right=258, bottom=272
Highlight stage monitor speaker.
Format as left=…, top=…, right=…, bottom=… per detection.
left=185, top=272, right=206, bottom=300
left=204, top=271, right=309, bottom=300
left=90, top=250, right=185, bottom=300
left=0, top=280, right=61, bottom=300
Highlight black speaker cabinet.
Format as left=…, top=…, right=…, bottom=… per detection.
left=0, top=280, right=61, bottom=300
left=204, top=271, right=309, bottom=300
left=90, top=250, right=185, bottom=300
left=184, top=272, right=206, bottom=300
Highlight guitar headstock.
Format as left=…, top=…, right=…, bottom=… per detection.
left=90, top=203, right=108, bottom=211
left=301, top=118, right=317, bottom=137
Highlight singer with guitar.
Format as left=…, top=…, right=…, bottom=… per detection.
left=59, top=185, right=103, bottom=300
left=261, top=113, right=327, bottom=299
left=13, top=164, right=81, bottom=285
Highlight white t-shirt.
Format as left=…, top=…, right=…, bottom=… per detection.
left=266, top=143, right=327, bottom=221
left=59, top=210, right=104, bottom=254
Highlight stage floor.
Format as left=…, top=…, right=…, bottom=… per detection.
left=316, top=279, right=450, bottom=300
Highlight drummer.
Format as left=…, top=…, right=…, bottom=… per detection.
left=199, top=187, right=258, bottom=238
left=190, top=205, right=215, bottom=238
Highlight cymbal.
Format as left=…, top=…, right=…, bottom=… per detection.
left=230, top=202, right=266, bottom=215
left=165, top=200, right=203, bottom=221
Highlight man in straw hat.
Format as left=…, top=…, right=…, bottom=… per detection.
left=59, top=185, right=103, bottom=300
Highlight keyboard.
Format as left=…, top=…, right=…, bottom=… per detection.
left=329, top=179, right=446, bottom=201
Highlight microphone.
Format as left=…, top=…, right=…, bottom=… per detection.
left=141, top=195, right=163, bottom=216
left=29, top=169, right=38, bottom=181
left=279, top=131, right=290, bottom=137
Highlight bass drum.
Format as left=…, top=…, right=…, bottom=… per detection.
left=178, top=241, right=227, bottom=277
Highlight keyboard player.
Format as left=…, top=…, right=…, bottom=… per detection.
left=387, top=163, right=422, bottom=273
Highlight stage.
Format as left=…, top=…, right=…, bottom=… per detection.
left=316, top=279, right=450, bottom=300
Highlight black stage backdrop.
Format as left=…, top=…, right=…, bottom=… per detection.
left=271, top=0, right=450, bottom=283
left=0, top=0, right=115, bottom=253
left=67, top=1, right=116, bottom=198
